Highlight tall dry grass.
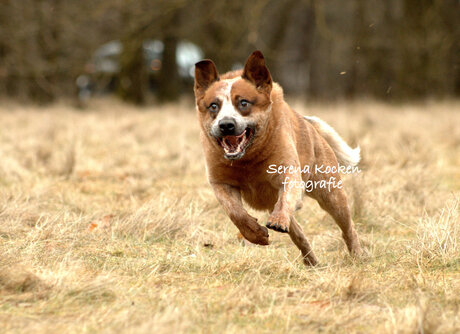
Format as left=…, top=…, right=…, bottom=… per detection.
left=0, top=98, right=459, bottom=333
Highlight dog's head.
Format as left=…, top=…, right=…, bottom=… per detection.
left=194, top=51, right=273, bottom=160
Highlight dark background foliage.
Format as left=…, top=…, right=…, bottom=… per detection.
left=0, top=0, right=458, bottom=104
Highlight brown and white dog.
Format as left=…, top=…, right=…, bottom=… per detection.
left=194, top=51, right=362, bottom=265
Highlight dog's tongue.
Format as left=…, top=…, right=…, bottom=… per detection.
left=223, top=131, right=245, bottom=149
left=224, top=135, right=240, bottom=146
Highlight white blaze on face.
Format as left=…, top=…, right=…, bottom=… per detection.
left=213, top=77, right=244, bottom=125
left=210, top=77, right=252, bottom=158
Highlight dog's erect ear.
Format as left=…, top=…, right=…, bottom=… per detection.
left=242, top=51, right=272, bottom=94
left=194, top=60, right=219, bottom=94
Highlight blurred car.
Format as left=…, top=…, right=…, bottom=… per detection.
left=77, top=39, right=203, bottom=97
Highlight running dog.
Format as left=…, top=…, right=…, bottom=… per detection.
left=194, top=51, right=362, bottom=265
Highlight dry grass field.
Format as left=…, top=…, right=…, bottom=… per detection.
left=0, top=99, right=459, bottom=333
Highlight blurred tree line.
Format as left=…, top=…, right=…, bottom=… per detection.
left=0, top=0, right=458, bottom=104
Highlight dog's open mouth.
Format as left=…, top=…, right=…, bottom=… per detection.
left=217, top=128, right=254, bottom=159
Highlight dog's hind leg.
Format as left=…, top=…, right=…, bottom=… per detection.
left=312, top=187, right=362, bottom=257
left=289, top=216, right=319, bottom=266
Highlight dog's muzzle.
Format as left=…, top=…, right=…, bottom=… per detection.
left=210, top=117, right=256, bottom=160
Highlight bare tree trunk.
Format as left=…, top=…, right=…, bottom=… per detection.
left=347, top=0, right=366, bottom=98
left=157, top=36, right=179, bottom=102
left=29, top=0, right=58, bottom=103
left=117, top=37, right=146, bottom=105
left=266, top=0, right=297, bottom=78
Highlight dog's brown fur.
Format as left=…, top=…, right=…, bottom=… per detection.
left=194, top=51, right=362, bottom=265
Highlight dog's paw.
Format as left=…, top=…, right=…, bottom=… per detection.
left=350, top=244, right=365, bottom=258
left=246, top=226, right=270, bottom=245
left=241, top=219, right=270, bottom=246
left=266, top=213, right=290, bottom=233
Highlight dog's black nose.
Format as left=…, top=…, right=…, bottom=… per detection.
left=219, top=118, right=236, bottom=135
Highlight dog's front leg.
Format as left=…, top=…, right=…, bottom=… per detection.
left=266, top=172, right=303, bottom=233
left=211, top=183, right=270, bottom=245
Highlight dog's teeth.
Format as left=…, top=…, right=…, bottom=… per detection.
left=221, top=132, right=251, bottom=156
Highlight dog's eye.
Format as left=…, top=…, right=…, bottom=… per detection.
left=208, top=103, right=219, bottom=112
left=238, top=99, right=251, bottom=111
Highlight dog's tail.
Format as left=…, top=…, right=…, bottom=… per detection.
left=304, top=116, right=360, bottom=167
